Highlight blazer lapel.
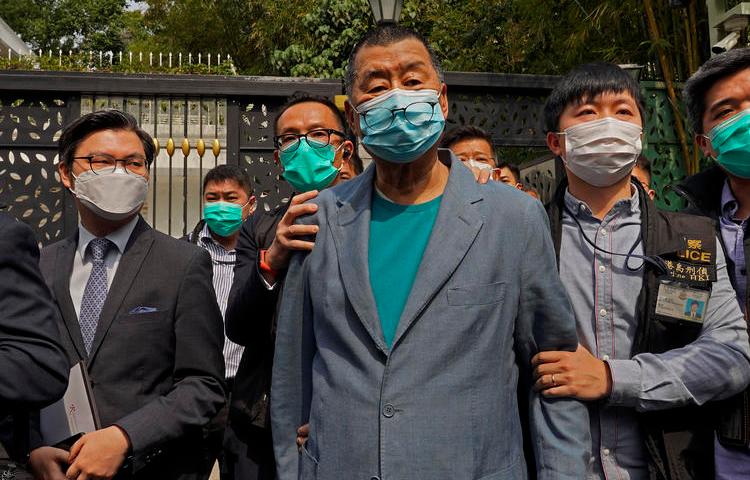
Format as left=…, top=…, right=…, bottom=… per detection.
left=53, top=234, right=87, bottom=360
left=87, top=217, right=154, bottom=365
left=391, top=155, right=484, bottom=348
left=330, top=165, right=388, bottom=354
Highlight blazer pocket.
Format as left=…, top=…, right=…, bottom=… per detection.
left=120, top=310, right=166, bottom=324
left=447, top=282, right=506, bottom=306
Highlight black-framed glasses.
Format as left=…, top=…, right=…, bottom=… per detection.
left=273, top=128, right=347, bottom=153
left=356, top=101, right=439, bottom=132
left=73, top=154, right=149, bottom=175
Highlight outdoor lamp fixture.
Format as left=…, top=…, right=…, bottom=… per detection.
left=369, top=0, right=403, bottom=24
left=619, top=64, right=644, bottom=82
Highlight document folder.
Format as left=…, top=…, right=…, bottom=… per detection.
left=40, top=361, right=100, bottom=450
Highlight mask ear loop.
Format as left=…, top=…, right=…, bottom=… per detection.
left=563, top=203, right=668, bottom=275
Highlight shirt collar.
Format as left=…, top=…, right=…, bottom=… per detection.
left=77, top=215, right=139, bottom=260
left=563, top=185, right=641, bottom=220
left=721, top=179, right=740, bottom=220
left=199, top=223, right=236, bottom=254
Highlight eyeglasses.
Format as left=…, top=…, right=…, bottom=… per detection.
left=73, top=154, right=149, bottom=175
left=356, top=101, right=439, bottom=132
left=273, top=128, right=347, bottom=153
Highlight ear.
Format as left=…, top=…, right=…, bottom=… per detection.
left=345, top=100, right=361, bottom=139
left=546, top=131, right=564, bottom=157
left=342, top=138, right=354, bottom=158
left=695, top=133, right=714, bottom=158
left=245, top=195, right=257, bottom=217
left=59, top=162, right=74, bottom=190
left=439, top=83, right=449, bottom=120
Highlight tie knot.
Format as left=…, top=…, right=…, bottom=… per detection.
left=88, top=238, right=113, bottom=263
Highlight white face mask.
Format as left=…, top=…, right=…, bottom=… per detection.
left=465, top=159, right=493, bottom=172
left=559, top=117, right=643, bottom=187
left=71, top=168, right=149, bottom=221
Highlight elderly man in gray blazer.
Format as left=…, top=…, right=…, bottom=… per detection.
left=271, top=25, right=590, bottom=480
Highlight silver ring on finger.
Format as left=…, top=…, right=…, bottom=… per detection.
left=551, top=373, right=557, bottom=386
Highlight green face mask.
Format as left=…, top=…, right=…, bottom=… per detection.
left=203, top=201, right=244, bottom=237
left=709, top=108, right=750, bottom=179
left=279, top=138, right=341, bottom=192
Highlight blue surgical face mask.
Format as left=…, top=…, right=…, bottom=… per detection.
left=355, top=88, right=445, bottom=164
left=279, top=138, right=342, bottom=192
left=708, top=108, right=750, bottom=179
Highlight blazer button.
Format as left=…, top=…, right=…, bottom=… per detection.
left=370, top=477, right=381, bottom=480
left=382, top=404, right=395, bottom=418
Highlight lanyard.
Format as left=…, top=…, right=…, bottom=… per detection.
left=563, top=203, right=668, bottom=275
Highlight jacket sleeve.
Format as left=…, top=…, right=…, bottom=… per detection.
left=270, top=249, right=314, bottom=480
left=0, top=217, right=68, bottom=410
left=607, top=240, right=750, bottom=410
left=114, top=249, right=226, bottom=471
left=225, top=214, right=281, bottom=348
left=514, top=200, right=591, bottom=480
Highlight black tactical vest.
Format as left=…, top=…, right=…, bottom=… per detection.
left=547, top=179, right=719, bottom=480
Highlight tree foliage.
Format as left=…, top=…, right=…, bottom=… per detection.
left=1, top=0, right=710, bottom=80
left=1, top=0, right=128, bottom=52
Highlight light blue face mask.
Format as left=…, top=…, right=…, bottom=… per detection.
left=709, top=108, right=750, bottom=179
left=355, top=88, right=445, bottom=164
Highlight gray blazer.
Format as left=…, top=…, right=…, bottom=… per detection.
left=272, top=152, right=590, bottom=480
left=38, top=217, right=226, bottom=479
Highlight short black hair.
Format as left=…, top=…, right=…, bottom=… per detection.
left=497, top=160, right=521, bottom=184
left=58, top=109, right=155, bottom=169
left=441, top=125, right=494, bottom=151
left=345, top=24, right=444, bottom=96
left=202, top=164, right=253, bottom=196
left=684, top=48, right=750, bottom=134
left=635, top=154, right=651, bottom=175
left=274, top=92, right=347, bottom=135
left=543, top=62, right=645, bottom=133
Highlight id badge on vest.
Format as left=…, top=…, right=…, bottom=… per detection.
left=655, top=281, right=710, bottom=324
left=654, top=236, right=716, bottom=325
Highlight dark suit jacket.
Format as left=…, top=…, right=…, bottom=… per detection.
left=38, top=216, right=226, bottom=478
left=0, top=213, right=68, bottom=460
left=224, top=206, right=286, bottom=440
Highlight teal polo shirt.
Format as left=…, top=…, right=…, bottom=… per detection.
left=368, top=191, right=442, bottom=348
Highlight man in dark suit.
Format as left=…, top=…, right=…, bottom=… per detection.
left=28, top=110, right=226, bottom=480
left=223, top=94, right=357, bottom=479
left=0, top=212, right=68, bottom=476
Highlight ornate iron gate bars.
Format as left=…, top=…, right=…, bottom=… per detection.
left=0, top=70, right=690, bottom=245
left=0, top=71, right=341, bottom=244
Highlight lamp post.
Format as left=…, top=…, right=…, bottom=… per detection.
left=369, top=0, right=403, bottom=24
left=619, top=64, right=644, bottom=82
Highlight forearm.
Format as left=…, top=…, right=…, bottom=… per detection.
left=225, top=263, right=280, bottom=346
left=609, top=244, right=750, bottom=410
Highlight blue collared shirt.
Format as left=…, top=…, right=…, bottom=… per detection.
left=560, top=188, right=750, bottom=480
left=715, top=180, right=750, bottom=478
left=70, top=216, right=139, bottom=319
left=719, top=180, right=748, bottom=314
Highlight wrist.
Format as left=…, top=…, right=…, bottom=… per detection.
left=601, top=360, right=613, bottom=398
left=111, top=425, right=132, bottom=454
left=260, top=248, right=280, bottom=277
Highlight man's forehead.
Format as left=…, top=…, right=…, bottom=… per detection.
left=276, top=102, right=339, bottom=132
left=570, top=90, right=638, bottom=107
left=354, top=39, right=434, bottom=76
left=705, top=68, right=750, bottom=110
left=205, top=179, right=244, bottom=192
left=451, top=138, right=493, bottom=154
